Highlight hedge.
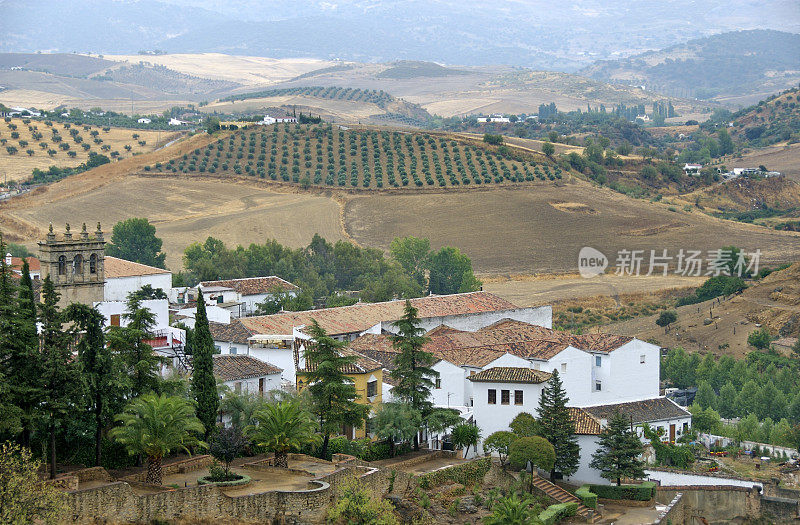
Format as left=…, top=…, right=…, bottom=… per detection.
left=538, top=502, right=578, bottom=525
left=589, top=481, right=656, bottom=501
left=416, top=457, right=491, bottom=489
left=575, top=485, right=597, bottom=508
left=197, top=473, right=251, bottom=487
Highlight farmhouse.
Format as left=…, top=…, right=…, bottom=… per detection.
left=683, top=163, right=703, bottom=175
left=137, top=118, right=152, bottom=124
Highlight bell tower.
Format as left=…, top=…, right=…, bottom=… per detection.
left=38, top=223, right=106, bottom=306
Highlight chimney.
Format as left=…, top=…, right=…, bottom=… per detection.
left=4, top=253, right=11, bottom=266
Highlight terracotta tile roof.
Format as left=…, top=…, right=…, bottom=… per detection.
left=294, top=344, right=382, bottom=375
left=104, top=256, right=170, bottom=279
left=347, top=320, right=635, bottom=366
left=200, top=276, right=298, bottom=296
left=8, top=256, right=40, bottom=273
left=568, top=408, right=603, bottom=435
left=237, top=291, right=518, bottom=337
left=212, top=354, right=282, bottom=382
left=581, top=397, right=691, bottom=426
left=209, top=321, right=255, bottom=344
left=467, top=367, right=552, bottom=384
left=426, top=324, right=465, bottom=336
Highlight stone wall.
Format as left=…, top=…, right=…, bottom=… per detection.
left=121, top=455, right=214, bottom=483
left=379, top=450, right=456, bottom=471
left=655, top=485, right=759, bottom=524
left=761, top=496, right=800, bottom=522
left=652, top=493, right=684, bottom=525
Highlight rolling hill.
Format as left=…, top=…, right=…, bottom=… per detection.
left=580, top=30, right=800, bottom=107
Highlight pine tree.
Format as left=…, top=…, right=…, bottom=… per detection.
left=304, top=319, right=369, bottom=459
left=589, top=410, right=645, bottom=486
left=390, top=301, right=437, bottom=450
left=38, top=276, right=78, bottom=479
left=694, top=380, right=717, bottom=410
left=191, top=291, right=219, bottom=441
left=537, top=370, right=580, bottom=481
left=65, top=303, right=127, bottom=466
left=107, top=293, right=160, bottom=397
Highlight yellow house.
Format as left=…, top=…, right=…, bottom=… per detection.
left=295, top=346, right=383, bottom=439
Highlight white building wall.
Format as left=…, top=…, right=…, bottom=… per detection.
left=379, top=305, right=552, bottom=335
left=431, top=360, right=467, bottom=408
left=565, top=435, right=606, bottom=485
left=537, top=346, right=593, bottom=406
left=222, top=373, right=282, bottom=396
left=239, top=291, right=297, bottom=316
left=645, top=470, right=762, bottom=489
left=176, top=305, right=231, bottom=328
left=245, top=347, right=296, bottom=383
left=95, top=299, right=169, bottom=330
left=472, top=380, right=546, bottom=455
left=104, top=273, right=172, bottom=302
left=486, top=353, right=532, bottom=369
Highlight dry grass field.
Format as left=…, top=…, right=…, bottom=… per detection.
left=0, top=117, right=181, bottom=182
left=343, top=182, right=800, bottom=274
left=4, top=175, right=344, bottom=269
left=732, top=142, right=800, bottom=182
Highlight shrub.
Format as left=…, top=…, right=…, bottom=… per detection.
left=588, top=481, right=656, bottom=501
left=575, top=485, right=597, bottom=508
left=538, top=502, right=578, bottom=525
left=508, top=436, right=555, bottom=471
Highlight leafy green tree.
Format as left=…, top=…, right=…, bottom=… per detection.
left=64, top=303, right=127, bottom=466
left=304, top=320, right=370, bottom=459
left=508, top=436, right=555, bottom=472
left=389, top=236, right=431, bottom=289
left=372, top=402, right=421, bottom=457
left=110, top=394, right=206, bottom=484
left=106, top=218, right=166, bottom=268
left=484, top=430, right=516, bottom=465
left=735, top=413, right=760, bottom=442
left=717, top=382, right=738, bottom=418
left=747, top=328, right=772, bottom=350
left=482, top=494, right=542, bottom=525
left=509, top=412, right=540, bottom=437
left=542, top=141, right=555, bottom=156
left=452, top=423, right=481, bottom=457
left=38, top=277, right=78, bottom=479
left=656, top=310, right=677, bottom=333
left=690, top=405, right=721, bottom=433
left=129, top=284, right=167, bottom=300
left=191, top=292, right=219, bottom=441
left=209, top=426, right=246, bottom=477
left=0, top=442, right=65, bottom=524
left=537, top=370, right=580, bottom=481
left=106, top=294, right=160, bottom=397
left=694, top=380, right=717, bottom=410
left=428, top=246, right=481, bottom=295
left=389, top=301, right=437, bottom=450
left=717, top=129, right=734, bottom=156
left=247, top=400, right=320, bottom=468
left=590, top=410, right=645, bottom=486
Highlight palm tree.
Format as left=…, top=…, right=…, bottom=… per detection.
left=482, top=494, right=542, bottom=525
left=247, top=400, right=320, bottom=468
left=110, top=394, right=206, bottom=484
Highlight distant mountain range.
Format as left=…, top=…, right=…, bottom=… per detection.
left=1, top=0, right=798, bottom=71
left=579, top=30, right=800, bottom=107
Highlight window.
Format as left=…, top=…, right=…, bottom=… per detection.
left=595, top=356, right=602, bottom=367
left=435, top=377, right=442, bottom=389
left=216, top=295, right=224, bottom=304
left=58, top=255, right=66, bottom=275
left=640, top=354, right=646, bottom=364
left=488, top=389, right=496, bottom=405
left=514, top=390, right=523, bottom=405
left=560, top=363, right=567, bottom=373
left=501, top=390, right=510, bottom=405
left=682, top=422, right=688, bottom=432
left=229, top=346, right=236, bottom=355
left=367, top=380, right=378, bottom=398
left=89, top=254, right=97, bottom=274
left=595, top=381, right=602, bottom=391
left=110, top=314, right=120, bottom=327
left=73, top=254, right=83, bottom=275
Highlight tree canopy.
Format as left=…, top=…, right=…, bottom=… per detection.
left=106, top=218, right=167, bottom=268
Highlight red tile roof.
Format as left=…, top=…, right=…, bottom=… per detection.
left=200, top=276, right=298, bottom=296
left=234, top=292, right=518, bottom=339
left=581, top=397, right=691, bottom=425
left=568, top=408, right=603, bottom=435
left=105, top=256, right=170, bottom=279
left=212, top=354, right=282, bottom=381
left=8, top=256, right=40, bottom=273
left=294, top=344, right=382, bottom=375
left=467, top=367, right=552, bottom=384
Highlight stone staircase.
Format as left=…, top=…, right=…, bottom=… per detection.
left=530, top=474, right=601, bottom=523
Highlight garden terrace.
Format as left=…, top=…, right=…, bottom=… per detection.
left=145, top=123, right=567, bottom=190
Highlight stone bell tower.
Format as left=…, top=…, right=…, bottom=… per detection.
left=38, top=223, right=106, bottom=306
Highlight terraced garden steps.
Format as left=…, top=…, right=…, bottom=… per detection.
left=530, top=474, right=602, bottom=523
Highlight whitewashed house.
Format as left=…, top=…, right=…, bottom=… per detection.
left=137, top=118, right=152, bottom=124
left=212, top=354, right=282, bottom=396
left=198, top=276, right=299, bottom=317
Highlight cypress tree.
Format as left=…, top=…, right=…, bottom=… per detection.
left=304, top=319, right=369, bottom=459
left=191, top=291, right=219, bottom=441
left=390, top=301, right=437, bottom=450
left=16, top=259, right=43, bottom=448
left=107, top=293, right=159, bottom=397
left=590, top=410, right=645, bottom=486
left=0, top=237, right=24, bottom=436
left=39, top=276, right=77, bottom=479
left=538, top=370, right=580, bottom=481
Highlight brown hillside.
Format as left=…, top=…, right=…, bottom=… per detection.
left=680, top=177, right=800, bottom=213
